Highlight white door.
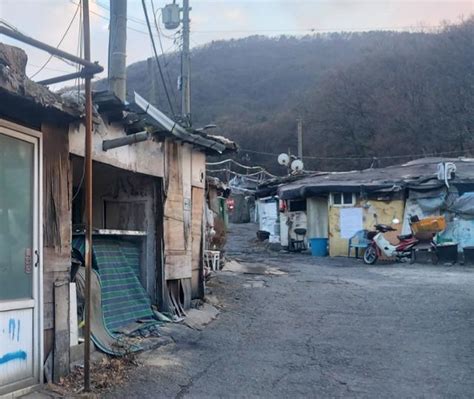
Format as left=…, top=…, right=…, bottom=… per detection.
left=0, top=126, right=41, bottom=395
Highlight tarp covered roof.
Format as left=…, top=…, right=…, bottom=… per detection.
left=277, top=158, right=474, bottom=200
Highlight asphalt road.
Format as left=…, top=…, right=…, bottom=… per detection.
left=105, top=223, right=474, bottom=398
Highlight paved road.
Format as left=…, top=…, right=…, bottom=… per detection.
left=106, top=223, right=474, bottom=398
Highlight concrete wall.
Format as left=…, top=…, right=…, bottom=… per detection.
left=68, top=119, right=164, bottom=178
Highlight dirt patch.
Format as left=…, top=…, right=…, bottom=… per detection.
left=223, top=259, right=287, bottom=276
left=45, top=355, right=138, bottom=397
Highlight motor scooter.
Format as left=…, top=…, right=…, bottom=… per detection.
left=363, top=217, right=436, bottom=265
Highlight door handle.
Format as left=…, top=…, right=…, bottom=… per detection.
left=34, top=250, right=39, bottom=268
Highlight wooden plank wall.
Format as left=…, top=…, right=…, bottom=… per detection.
left=191, top=186, right=204, bottom=298
left=163, top=140, right=191, bottom=280
left=191, top=151, right=205, bottom=298
left=41, top=123, right=71, bottom=363
left=163, top=142, right=207, bottom=300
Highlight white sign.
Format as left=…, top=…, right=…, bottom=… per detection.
left=340, top=207, right=363, bottom=239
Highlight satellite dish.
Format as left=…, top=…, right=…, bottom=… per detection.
left=278, top=153, right=290, bottom=166
left=291, top=159, right=304, bottom=172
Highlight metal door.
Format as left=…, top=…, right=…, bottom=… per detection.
left=0, top=125, right=41, bottom=395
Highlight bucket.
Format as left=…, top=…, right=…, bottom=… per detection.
left=309, top=238, right=328, bottom=257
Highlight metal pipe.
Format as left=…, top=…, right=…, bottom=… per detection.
left=0, top=26, right=103, bottom=74
left=37, top=70, right=89, bottom=86
left=83, top=0, right=93, bottom=392
left=108, top=0, right=127, bottom=102
left=102, top=131, right=149, bottom=151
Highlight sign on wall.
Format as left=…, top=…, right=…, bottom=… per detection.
left=340, top=207, right=363, bottom=239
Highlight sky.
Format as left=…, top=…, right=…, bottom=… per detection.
left=0, top=0, right=472, bottom=85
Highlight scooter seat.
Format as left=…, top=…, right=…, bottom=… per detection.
left=397, top=234, right=413, bottom=240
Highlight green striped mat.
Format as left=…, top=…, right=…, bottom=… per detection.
left=73, top=237, right=156, bottom=333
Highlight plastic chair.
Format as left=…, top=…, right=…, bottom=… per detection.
left=348, top=230, right=369, bottom=258
left=204, top=250, right=220, bottom=271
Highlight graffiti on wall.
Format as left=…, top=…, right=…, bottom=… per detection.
left=0, top=319, right=27, bottom=365
left=0, top=309, right=33, bottom=387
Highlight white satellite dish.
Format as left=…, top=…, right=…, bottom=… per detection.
left=278, top=153, right=290, bottom=166
left=291, top=159, right=304, bottom=172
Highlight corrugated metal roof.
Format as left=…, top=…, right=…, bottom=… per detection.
left=134, top=92, right=229, bottom=154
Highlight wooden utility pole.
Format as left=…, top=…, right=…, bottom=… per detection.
left=108, top=0, right=127, bottom=102
left=297, top=117, right=303, bottom=160
left=83, top=0, right=93, bottom=392
left=181, top=0, right=191, bottom=126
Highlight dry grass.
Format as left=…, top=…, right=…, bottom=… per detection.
left=46, top=354, right=138, bottom=398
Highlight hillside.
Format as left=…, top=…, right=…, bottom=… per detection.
left=115, top=18, right=473, bottom=172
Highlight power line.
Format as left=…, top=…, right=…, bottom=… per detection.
left=206, top=158, right=278, bottom=178
left=28, top=63, right=75, bottom=74
left=141, top=0, right=175, bottom=116
left=29, top=2, right=81, bottom=79
left=239, top=146, right=474, bottom=161
left=71, top=2, right=445, bottom=40
left=191, top=24, right=443, bottom=34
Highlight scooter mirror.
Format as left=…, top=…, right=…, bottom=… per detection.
left=392, top=218, right=400, bottom=224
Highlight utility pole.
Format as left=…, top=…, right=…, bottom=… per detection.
left=83, top=0, right=93, bottom=392
left=108, top=0, right=127, bottom=102
left=297, top=117, right=303, bottom=160
left=147, top=57, right=157, bottom=104
left=181, top=0, right=191, bottom=126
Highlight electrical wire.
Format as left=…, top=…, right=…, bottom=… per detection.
left=27, top=63, right=74, bottom=74
left=151, top=0, right=179, bottom=110
left=191, top=25, right=443, bottom=34
left=239, top=146, right=474, bottom=161
left=70, top=0, right=164, bottom=38
left=70, top=1, right=444, bottom=39
left=206, top=158, right=278, bottom=179
left=141, top=0, right=176, bottom=116
left=29, top=2, right=81, bottom=79
left=206, top=158, right=269, bottom=170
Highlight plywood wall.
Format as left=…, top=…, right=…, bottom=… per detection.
left=163, top=141, right=191, bottom=280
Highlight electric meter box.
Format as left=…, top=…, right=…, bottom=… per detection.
left=162, top=3, right=181, bottom=29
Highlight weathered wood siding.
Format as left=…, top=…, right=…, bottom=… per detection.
left=191, top=186, right=204, bottom=298
left=41, top=123, right=71, bottom=359
left=191, top=151, right=205, bottom=298
left=163, top=140, right=192, bottom=280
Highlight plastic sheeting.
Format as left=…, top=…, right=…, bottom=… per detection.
left=403, top=191, right=474, bottom=249
left=448, top=193, right=474, bottom=217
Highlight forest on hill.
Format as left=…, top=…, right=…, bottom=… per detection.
left=115, top=17, right=473, bottom=173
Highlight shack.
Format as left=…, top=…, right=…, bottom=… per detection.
left=277, top=158, right=474, bottom=257
left=0, top=42, right=236, bottom=396
left=255, top=173, right=316, bottom=250
left=0, top=43, right=81, bottom=395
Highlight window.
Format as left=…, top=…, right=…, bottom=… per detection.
left=288, top=199, right=307, bottom=212
left=330, top=192, right=356, bottom=207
